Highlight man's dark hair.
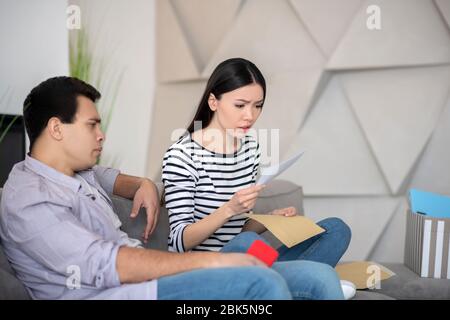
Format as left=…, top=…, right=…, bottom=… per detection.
left=23, top=76, right=101, bottom=151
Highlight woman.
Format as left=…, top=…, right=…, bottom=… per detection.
left=162, top=58, right=351, bottom=299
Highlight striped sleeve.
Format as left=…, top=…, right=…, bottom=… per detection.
left=252, top=142, right=261, bottom=183
left=162, top=144, right=198, bottom=252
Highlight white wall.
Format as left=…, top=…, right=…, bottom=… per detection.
left=69, top=0, right=155, bottom=177
left=0, top=0, right=69, bottom=115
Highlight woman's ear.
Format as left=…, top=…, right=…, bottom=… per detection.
left=208, top=93, right=217, bottom=111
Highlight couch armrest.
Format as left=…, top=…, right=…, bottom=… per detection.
left=111, top=195, right=169, bottom=251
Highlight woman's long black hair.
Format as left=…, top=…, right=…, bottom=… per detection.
left=186, top=58, right=266, bottom=133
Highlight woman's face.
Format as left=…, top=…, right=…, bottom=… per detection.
left=208, top=83, right=264, bottom=138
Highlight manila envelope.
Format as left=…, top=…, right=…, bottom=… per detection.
left=336, top=261, right=395, bottom=290
left=244, top=214, right=325, bottom=248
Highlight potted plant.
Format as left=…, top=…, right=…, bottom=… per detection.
left=0, top=89, right=19, bottom=145
left=69, top=28, right=122, bottom=167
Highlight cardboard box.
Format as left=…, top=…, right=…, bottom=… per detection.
left=404, top=210, right=450, bottom=278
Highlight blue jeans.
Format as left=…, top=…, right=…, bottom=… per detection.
left=157, top=217, right=350, bottom=300
left=277, top=217, right=351, bottom=267
left=220, top=217, right=352, bottom=300
left=157, top=266, right=292, bottom=299
left=222, top=217, right=351, bottom=267
left=157, top=262, right=342, bottom=300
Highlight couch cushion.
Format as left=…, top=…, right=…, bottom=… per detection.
left=254, top=179, right=304, bottom=215
left=111, top=195, right=169, bottom=251
left=0, top=242, right=14, bottom=275
left=0, top=187, right=30, bottom=299
left=375, top=263, right=450, bottom=299
left=353, top=291, right=395, bottom=300
left=0, top=267, right=30, bottom=300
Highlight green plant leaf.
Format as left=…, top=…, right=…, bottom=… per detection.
left=69, top=28, right=123, bottom=166
left=0, top=88, right=16, bottom=145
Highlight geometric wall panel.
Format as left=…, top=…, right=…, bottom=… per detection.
left=327, top=0, right=450, bottom=69
left=203, top=0, right=325, bottom=77
left=368, top=199, right=408, bottom=263
left=278, top=77, right=390, bottom=195
left=146, top=82, right=206, bottom=180
left=300, top=70, right=333, bottom=132
left=341, top=66, right=450, bottom=194
left=409, top=96, right=450, bottom=194
left=157, top=0, right=199, bottom=82
left=255, top=68, right=323, bottom=158
left=304, top=197, right=401, bottom=261
left=435, top=0, right=450, bottom=30
left=289, top=0, right=363, bottom=57
left=170, top=0, right=243, bottom=72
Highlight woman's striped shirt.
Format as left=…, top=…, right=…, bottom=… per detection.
left=162, top=133, right=260, bottom=252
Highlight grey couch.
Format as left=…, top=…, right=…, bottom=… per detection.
left=1, top=180, right=449, bottom=300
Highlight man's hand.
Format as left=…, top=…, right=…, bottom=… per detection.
left=270, top=206, right=297, bottom=217
left=211, top=253, right=267, bottom=268
left=130, top=179, right=160, bottom=242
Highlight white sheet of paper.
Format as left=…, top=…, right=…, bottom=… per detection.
left=257, top=150, right=305, bottom=185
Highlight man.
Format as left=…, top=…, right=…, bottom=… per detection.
left=0, top=77, right=289, bottom=299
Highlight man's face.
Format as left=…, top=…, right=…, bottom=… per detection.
left=61, top=95, right=105, bottom=171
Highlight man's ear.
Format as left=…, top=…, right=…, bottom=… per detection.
left=47, top=117, right=64, bottom=141
left=208, top=93, right=218, bottom=111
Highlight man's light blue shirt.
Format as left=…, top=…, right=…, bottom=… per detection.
left=0, top=155, right=157, bottom=299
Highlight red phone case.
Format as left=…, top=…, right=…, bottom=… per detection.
left=247, top=240, right=279, bottom=267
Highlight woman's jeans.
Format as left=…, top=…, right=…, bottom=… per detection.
left=223, top=217, right=352, bottom=267
left=158, top=266, right=293, bottom=300
left=158, top=217, right=351, bottom=300
left=221, top=217, right=351, bottom=300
